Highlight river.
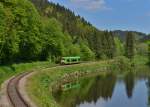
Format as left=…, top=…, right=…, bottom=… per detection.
left=53, top=71, right=150, bottom=107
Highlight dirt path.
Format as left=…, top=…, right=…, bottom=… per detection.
left=18, top=71, right=37, bottom=107
left=0, top=72, right=37, bottom=107
left=0, top=77, right=13, bottom=107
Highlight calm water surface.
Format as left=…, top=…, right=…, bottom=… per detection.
left=53, top=72, right=150, bottom=107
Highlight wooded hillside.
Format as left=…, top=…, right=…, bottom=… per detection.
left=0, top=0, right=118, bottom=65
left=30, top=0, right=116, bottom=58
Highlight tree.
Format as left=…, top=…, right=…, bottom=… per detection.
left=0, top=2, right=20, bottom=64
left=0, top=3, right=6, bottom=64
left=148, top=42, right=150, bottom=64
left=40, top=18, right=65, bottom=61
left=114, top=37, right=124, bottom=56
left=0, top=0, right=43, bottom=63
left=80, top=43, right=95, bottom=61
left=14, top=0, right=43, bottom=62
left=136, top=43, right=148, bottom=56
left=67, top=44, right=81, bottom=56
left=104, top=31, right=116, bottom=58
left=125, top=32, right=135, bottom=59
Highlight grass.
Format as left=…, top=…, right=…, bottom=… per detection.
left=0, top=61, right=55, bottom=89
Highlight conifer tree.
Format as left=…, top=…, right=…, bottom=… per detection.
left=148, top=43, right=150, bottom=64
left=125, top=32, right=135, bottom=59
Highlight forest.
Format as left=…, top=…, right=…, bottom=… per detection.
left=0, top=0, right=149, bottom=65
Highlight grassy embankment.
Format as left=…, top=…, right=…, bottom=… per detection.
left=132, top=55, right=150, bottom=76
left=0, top=61, right=55, bottom=89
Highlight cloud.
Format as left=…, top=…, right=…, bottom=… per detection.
left=70, top=0, right=111, bottom=11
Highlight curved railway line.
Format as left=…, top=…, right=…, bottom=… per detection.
left=5, top=63, right=89, bottom=107
left=7, top=72, right=32, bottom=107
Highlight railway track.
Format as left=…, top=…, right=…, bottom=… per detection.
left=7, top=72, right=32, bottom=107
left=5, top=63, right=92, bottom=107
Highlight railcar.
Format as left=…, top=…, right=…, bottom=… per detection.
left=60, top=56, right=80, bottom=65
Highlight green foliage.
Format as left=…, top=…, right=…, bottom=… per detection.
left=148, top=42, right=150, bottom=64
left=1, top=0, right=110, bottom=64
left=132, top=55, right=149, bottom=65
left=0, top=3, right=6, bottom=63
left=113, top=56, right=132, bottom=72
left=40, top=18, right=66, bottom=61
left=30, top=0, right=116, bottom=60
left=125, top=32, right=135, bottom=59
left=0, top=0, right=148, bottom=65
left=80, top=43, right=95, bottom=61
left=136, top=43, right=148, bottom=56
left=87, top=30, right=116, bottom=59
left=114, top=37, right=124, bottom=56
left=0, top=2, right=20, bottom=64
left=68, top=44, right=81, bottom=56
left=14, top=0, right=42, bottom=61
left=0, top=0, right=42, bottom=63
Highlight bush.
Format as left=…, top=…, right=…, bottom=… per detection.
left=113, top=56, right=132, bottom=72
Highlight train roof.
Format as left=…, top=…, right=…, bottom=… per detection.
left=62, top=56, right=80, bottom=59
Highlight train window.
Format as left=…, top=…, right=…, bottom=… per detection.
left=67, top=84, right=70, bottom=88
left=72, top=59, right=77, bottom=62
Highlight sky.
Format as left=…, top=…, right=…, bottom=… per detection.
left=48, top=0, right=150, bottom=34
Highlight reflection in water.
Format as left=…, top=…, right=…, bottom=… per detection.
left=53, top=73, right=117, bottom=107
left=53, top=72, right=150, bottom=107
left=81, top=73, right=116, bottom=103
left=147, top=77, right=150, bottom=106
left=124, top=72, right=135, bottom=98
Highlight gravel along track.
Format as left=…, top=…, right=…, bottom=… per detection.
left=7, top=72, right=32, bottom=107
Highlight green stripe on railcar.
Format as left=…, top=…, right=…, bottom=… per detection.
left=60, top=56, right=80, bottom=64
